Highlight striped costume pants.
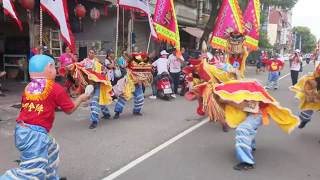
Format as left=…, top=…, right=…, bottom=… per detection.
left=235, top=113, right=262, bottom=165
left=0, top=123, right=59, bottom=180
left=90, top=85, right=110, bottom=123
left=114, top=84, right=144, bottom=113
left=299, top=110, right=314, bottom=124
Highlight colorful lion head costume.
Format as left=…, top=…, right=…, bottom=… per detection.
left=290, top=64, right=320, bottom=111
left=127, top=52, right=153, bottom=86
left=68, top=58, right=112, bottom=105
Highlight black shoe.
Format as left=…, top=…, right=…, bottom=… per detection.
left=103, top=114, right=111, bottom=120
left=298, top=121, right=309, bottom=129
left=60, top=177, right=67, bottom=180
left=14, top=159, right=21, bottom=164
left=233, top=162, right=254, bottom=171
left=222, top=124, right=229, bottom=132
left=113, top=112, right=120, bottom=119
left=133, top=112, right=143, bottom=116
left=89, top=122, right=98, bottom=129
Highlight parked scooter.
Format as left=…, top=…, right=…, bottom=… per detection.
left=157, top=72, right=173, bottom=100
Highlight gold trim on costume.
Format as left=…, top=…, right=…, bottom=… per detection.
left=24, top=80, right=54, bottom=101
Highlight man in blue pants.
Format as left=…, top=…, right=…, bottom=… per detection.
left=114, top=84, right=144, bottom=119
left=298, top=110, right=314, bottom=128
left=89, top=84, right=112, bottom=129
left=78, top=49, right=113, bottom=129
left=234, top=113, right=262, bottom=170
left=0, top=55, right=89, bottom=180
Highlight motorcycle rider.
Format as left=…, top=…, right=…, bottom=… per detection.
left=149, top=50, right=173, bottom=99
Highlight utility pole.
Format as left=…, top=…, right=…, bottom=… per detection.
left=299, top=33, right=302, bottom=51
left=293, top=32, right=296, bottom=50
left=197, top=0, right=204, bottom=26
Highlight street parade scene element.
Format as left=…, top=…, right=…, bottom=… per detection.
left=0, top=0, right=320, bottom=180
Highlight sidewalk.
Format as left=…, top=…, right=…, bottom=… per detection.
left=0, top=80, right=25, bottom=121
left=0, top=79, right=25, bottom=104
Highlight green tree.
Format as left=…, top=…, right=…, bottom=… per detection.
left=292, top=26, right=317, bottom=53
left=200, top=0, right=298, bottom=47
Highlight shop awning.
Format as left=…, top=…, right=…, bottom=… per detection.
left=182, top=27, right=204, bottom=39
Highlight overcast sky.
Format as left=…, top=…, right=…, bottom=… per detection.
left=292, top=0, right=320, bottom=40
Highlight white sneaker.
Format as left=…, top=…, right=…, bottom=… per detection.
left=149, top=95, right=157, bottom=99
left=171, top=94, right=176, bottom=98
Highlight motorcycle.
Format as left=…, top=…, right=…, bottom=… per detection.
left=157, top=72, right=173, bottom=100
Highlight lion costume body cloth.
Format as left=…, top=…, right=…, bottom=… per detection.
left=69, top=58, right=112, bottom=105
left=290, top=64, right=320, bottom=111
left=184, top=58, right=299, bottom=133
left=216, top=80, right=299, bottom=133
left=114, top=53, right=153, bottom=101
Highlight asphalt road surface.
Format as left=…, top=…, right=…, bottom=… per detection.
left=1, top=63, right=319, bottom=180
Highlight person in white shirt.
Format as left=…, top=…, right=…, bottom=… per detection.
left=149, top=50, right=170, bottom=99
left=289, top=49, right=302, bottom=85
left=104, top=49, right=117, bottom=86
left=168, top=49, right=184, bottom=97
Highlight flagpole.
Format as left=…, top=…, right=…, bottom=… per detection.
left=115, top=4, right=120, bottom=59
left=40, top=6, right=43, bottom=52
left=147, top=33, right=152, bottom=53
left=131, top=10, right=134, bottom=53
left=122, top=8, right=125, bottom=49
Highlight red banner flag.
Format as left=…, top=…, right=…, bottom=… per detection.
left=40, top=0, right=75, bottom=52
left=118, top=0, right=158, bottom=39
left=2, top=0, right=23, bottom=31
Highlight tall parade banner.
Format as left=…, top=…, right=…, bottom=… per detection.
left=118, top=0, right=158, bottom=39
left=2, top=0, right=23, bottom=31
left=40, top=0, right=75, bottom=52
left=243, top=0, right=261, bottom=51
left=153, top=0, right=181, bottom=57
left=209, top=0, right=244, bottom=50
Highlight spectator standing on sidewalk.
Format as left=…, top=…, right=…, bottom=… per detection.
left=117, top=50, right=128, bottom=77
left=0, top=71, right=6, bottom=96
left=58, top=46, right=77, bottom=92
left=105, top=49, right=117, bottom=86
left=181, top=47, right=189, bottom=63
left=289, top=49, right=302, bottom=85
left=265, top=54, right=284, bottom=90
left=168, top=49, right=184, bottom=97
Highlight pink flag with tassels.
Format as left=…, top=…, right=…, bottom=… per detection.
left=243, top=0, right=261, bottom=51
left=209, top=0, right=244, bottom=50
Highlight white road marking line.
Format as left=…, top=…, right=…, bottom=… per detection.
left=279, top=72, right=291, bottom=80
left=102, top=118, right=210, bottom=180
left=103, top=64, right=310, bottom=180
